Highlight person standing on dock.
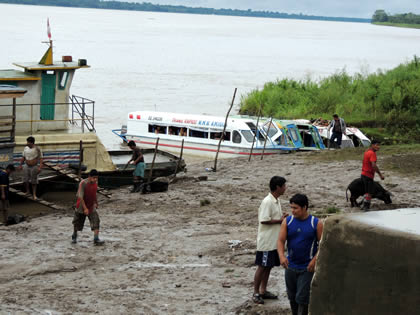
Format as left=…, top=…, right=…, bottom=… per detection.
left=19, top=136, right=43, bottom=200
left=252, top=176, right=288, bottom=304
left=328, top=114, right=346, bottom=148
left=127, top=140, right=145, bottom=193
left=278, top=194, right=323, bottom=315
left=0, top=164, right=16, bottom=225
left=71, top=169, right=104, bottom=245
left=361, top=139, right=385, bottom=210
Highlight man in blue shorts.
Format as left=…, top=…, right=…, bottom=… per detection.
left=278, top=194, right=323, bottom=315
left=252, top=176, right=288, bottom=304
left=127, top=140, right=145, bottom=193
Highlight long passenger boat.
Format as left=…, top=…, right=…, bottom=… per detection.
left=112, top=111, right=296, bottom=158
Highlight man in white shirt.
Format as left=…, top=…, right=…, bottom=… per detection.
left=19, top=136, right=43, bottom=200
left=252, top=176, right=288, bottom=304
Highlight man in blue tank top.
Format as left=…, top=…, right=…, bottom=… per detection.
left=277, top=194, right=323, bottom=315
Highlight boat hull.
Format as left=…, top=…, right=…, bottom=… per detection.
left=99, top=148, right=186, bottom=188
left=124, top=135, right=287, bottom=159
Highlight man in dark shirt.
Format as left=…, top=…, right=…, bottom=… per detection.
left=127, top=140, right=145, bottom=193
left=0, top=164, right=16, bottom=225
left=328, top=114, right=346, bottom=148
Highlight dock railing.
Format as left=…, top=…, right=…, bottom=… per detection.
left=0, top=94, right=95, bottom=134
left=70, top=95, right=95, bottom=132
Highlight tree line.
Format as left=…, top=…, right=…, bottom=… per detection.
left=0, top=0, right=371, bottom=23
left=372, top=10, right=420, bottom=24
left=239, top=57, right=420, bottom=144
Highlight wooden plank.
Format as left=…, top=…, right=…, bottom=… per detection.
left=9, top=187, right=67, bottom=211
left=43, top=162, right=112, bottom=198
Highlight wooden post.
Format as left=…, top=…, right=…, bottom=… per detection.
left=248, top=103, right=263, bottom=162
left=78, top=140, right=83, bottom=181
left=173, top=138, right=184, bottom=178
left=82, top=102, right=85, bottom=133
left=30, top=104, right=33, bottom=135
left=261, top=117, right=273, bottom=160
left=213, top=88, right=237, bottom=172
left=147, top=137, right=160, bottom=183
left=11, top=98, right=16, bottom=142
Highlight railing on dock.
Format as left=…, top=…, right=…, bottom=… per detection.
left=70, top=95, right=95, bottom=132
left=0, top=94, right=95, bottom=134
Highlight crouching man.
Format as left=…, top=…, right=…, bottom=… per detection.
left=72, top=169, right=104, bottom=245
left=278, top=194, right=323, bottom=315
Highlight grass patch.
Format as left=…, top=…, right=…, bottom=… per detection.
left=326, top=206, right=340, bottom=214
left=373, top=22, right=420, bottom=29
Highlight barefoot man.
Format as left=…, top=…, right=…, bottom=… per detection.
left=19, top=136, right=43, bottom=200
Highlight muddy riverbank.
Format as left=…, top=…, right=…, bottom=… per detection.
left=1, top=151, right=419, bottom=314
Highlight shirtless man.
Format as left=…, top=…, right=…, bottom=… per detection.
left=19, top=136, right=43, bottom=200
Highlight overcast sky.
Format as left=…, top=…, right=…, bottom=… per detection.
left=138, top=0, right=420, bottom=18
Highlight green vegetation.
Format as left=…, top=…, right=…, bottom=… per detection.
left=239, top=57, right=420, bottom=143
left=373, top=22, right=420, bottom=29
left=326, top=206, right=340, bottom=214
left=372, top=10, right=420, bottom=29
left=0, top=0, right=371, bottom=23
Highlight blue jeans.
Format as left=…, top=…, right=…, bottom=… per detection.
left=330, top=132, right=343, bottom=147
left=285, top=268, right=314, bottom=305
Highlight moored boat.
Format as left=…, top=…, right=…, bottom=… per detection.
left=294, top=119, right=326, bottom=150
left=113, top=111, right=296, bottom=158
left=98, top=148, right=186, bottom=188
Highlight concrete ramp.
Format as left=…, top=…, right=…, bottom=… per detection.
left=310, top=209, right=420, bottom=315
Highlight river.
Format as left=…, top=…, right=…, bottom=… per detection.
left=1, top=3, right=420, bottom=149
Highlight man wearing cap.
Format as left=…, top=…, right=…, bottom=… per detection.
left=328, top=114, right=346, bottom=148
left=361, top=140, right=385, bottom=210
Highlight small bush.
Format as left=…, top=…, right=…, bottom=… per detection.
left=326, top=206, right=340, bottom=214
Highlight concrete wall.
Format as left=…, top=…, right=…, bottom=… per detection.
left=310, top=209, right=420, bottom=315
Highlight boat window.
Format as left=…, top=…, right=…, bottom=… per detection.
left=168, top=126, right=181, bottom=135
left=232, top=131, right=241, bottom=143
left=263, top=122, right=278, bottom=138
left=210, top=131, right=231, bottom=141
left=58, top=71, right=69, bottom=90
left=241, top=130, right=254, bottom=143
left=148, top=124, right=167, bottom=134
left=189, top=129, right=208, bottom=139
left=289, top=128, right=300, bottom=142
left=361, top=140, right=371, bottom=147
